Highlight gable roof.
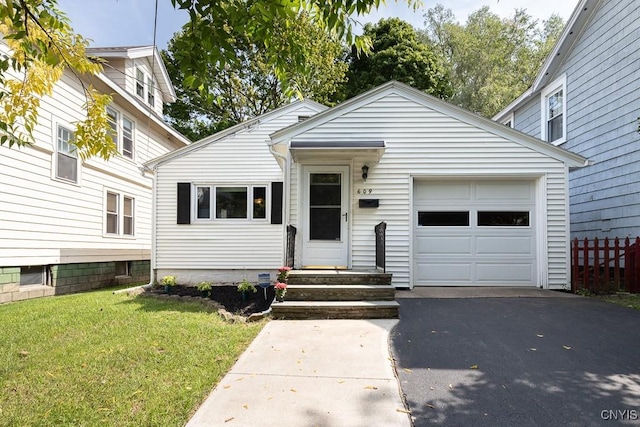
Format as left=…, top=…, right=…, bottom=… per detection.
left=145, top=99, right=328, bottom=168
left=271, top=81, right=588, bottom=168
left=86, top=45, right=176, bottom=103
left=493, top=0, right=602, bottom=122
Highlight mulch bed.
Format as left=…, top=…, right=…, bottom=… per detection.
left=152, top=285, right=275, bottom=316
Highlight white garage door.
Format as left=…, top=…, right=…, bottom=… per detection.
left=413, top=180, right=536, bottom=286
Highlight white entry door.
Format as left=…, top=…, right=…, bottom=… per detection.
left=301, top=165, right=350, bottom=268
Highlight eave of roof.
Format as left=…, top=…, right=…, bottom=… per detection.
left=145, top=99, right=328, bottom=168
left=86, top=45, right=176, bottom=103
left=271, top=80, right=587, bottom=168
left=492, top=0, right=602, bottom=122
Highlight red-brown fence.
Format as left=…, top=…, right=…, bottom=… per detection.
left=571, top=237, right=640, bottom=293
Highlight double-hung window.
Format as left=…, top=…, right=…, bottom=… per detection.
left=106, top=106, right=135, bottom=160
left=195, top=185, right=267, bottom=220
left=147, top=76, right=155, bottom=107
left=135, top=68, right=145, bottom=98
left=134, top=67, right=156, bottom=108
left=541, top=76, right=566, bottom=145
left=56, top=125, right=78, bottom=183
left=106, top=191, right=135, bottom=236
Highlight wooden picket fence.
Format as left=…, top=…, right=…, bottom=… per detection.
left=571, top=237, right=640, bottom=294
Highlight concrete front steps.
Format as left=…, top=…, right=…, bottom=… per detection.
left=271, top=270, right=399, bottom=319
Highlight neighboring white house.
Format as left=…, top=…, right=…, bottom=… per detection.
left=0, top=45, right=190, bottom=303
left=149, top=81, right=588, bottom=290
left=493, top=0, right=640, bottom=240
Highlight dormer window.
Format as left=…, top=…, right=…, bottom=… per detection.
left=134, top=66, right=156, bottom=108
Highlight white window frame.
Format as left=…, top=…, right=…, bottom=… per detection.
left=540, top=75, right=567, bottom=145
left=104, top=190, right=136, bottom=237
left=193, top=184, right=269, bottom=222
left=134, top=66, right=156, bottom=108
left=53, top=123, right=80, bottom=184
left=106, top=106, right=136, bottom=161
left=501, top=112, right=514, bottom=128
left=135, top=68, right=145, bottom=98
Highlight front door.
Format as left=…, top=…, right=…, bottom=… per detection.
left=301, top=165, right=350, bottom=268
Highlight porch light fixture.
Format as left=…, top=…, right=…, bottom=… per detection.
left=361, top=165, right=369, bottom=182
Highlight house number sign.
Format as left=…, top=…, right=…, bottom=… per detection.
left=357, top=188, right=373, bottom=194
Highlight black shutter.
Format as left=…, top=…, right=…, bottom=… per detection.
left=271, top=182, right=283, bottom=224
left=177, top=182, right=191, bottom=224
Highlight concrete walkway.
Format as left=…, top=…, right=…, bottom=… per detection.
left=187, top=319, right=411, bottom=427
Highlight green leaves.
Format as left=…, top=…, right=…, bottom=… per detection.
left=164, top=11, right=348, bottom=140
left=340, top=18, right=452, bottom=101
left=0, top=0, right=112, bottom=158
left=423, top=5, right=565, bottom=118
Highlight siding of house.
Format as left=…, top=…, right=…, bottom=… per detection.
left=288, top=92, right=571, bottom=289
left=153, top=104, right=322, bottom=283
left=511, top=0, right=640, bottom=239
left=0, top=44, right=187, bottom=300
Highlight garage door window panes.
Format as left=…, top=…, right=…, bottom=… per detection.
left=418, top=211, right=469, bottom=226
left=478, top=211, right=529, bottom=226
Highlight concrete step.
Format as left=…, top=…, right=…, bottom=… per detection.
left=271, top=300, right=399, bottom=320
left=288, top=270, right=392, bottom=286
left=287, top=284, right=396, bottom=301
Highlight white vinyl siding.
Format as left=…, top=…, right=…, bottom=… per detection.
left=286, top=92, right=571, bottom=289
left=153, top=103, right=323, bottom=271
left=0, top=43, right=187, bottom=267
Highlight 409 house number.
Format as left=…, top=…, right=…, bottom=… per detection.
left=357, top=188, right=373, bottom=194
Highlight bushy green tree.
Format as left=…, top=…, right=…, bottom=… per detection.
left=422, top=4, right=564, bottom=118
left=163, top=14, right=348, bottom=140
left=339, top=18, right=452, bottom=101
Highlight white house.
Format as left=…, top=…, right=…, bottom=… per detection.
left=149, top=81, right=587, bottom=290
left=0, top=45, right=190, bottom=303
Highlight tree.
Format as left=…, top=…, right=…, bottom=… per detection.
left=339, top=18, right=452, bottom=101
left=422, top=4, right=564, bottom=118
left=0, top=0, right=419, bottom=156
left=163, top=14, right=348, bottom=141
left=170, top=0, right=419, bottom=101
left=0, top=0, right=115, bottom=159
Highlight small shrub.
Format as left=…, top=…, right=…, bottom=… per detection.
left=161, top=275, right=177, bottom=286
left=237, top=279, right=257, bottom=294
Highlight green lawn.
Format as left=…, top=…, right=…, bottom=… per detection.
left=596, top=293, right=640, bottom=310
left=0, top=286, right=264, bottom=426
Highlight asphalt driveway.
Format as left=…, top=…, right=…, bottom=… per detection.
left=390, top=293, right=640, bottom=426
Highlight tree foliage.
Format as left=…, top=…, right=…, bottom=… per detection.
left=0, top=0, right=115, bottom=159
left=163, top=14, right=348, bottom=140
left=422, top=4, right=564, bottom=118
left=339, top=18, right=452, bottom=101
left=170, top=0, right=419, bottom=101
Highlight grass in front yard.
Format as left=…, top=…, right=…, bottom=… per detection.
left=595, top=293, right=640, bottom=310
left=0, top=285, right=264, bottom=426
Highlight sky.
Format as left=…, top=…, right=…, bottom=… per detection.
left=56, top=0, right=579, bottom=50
